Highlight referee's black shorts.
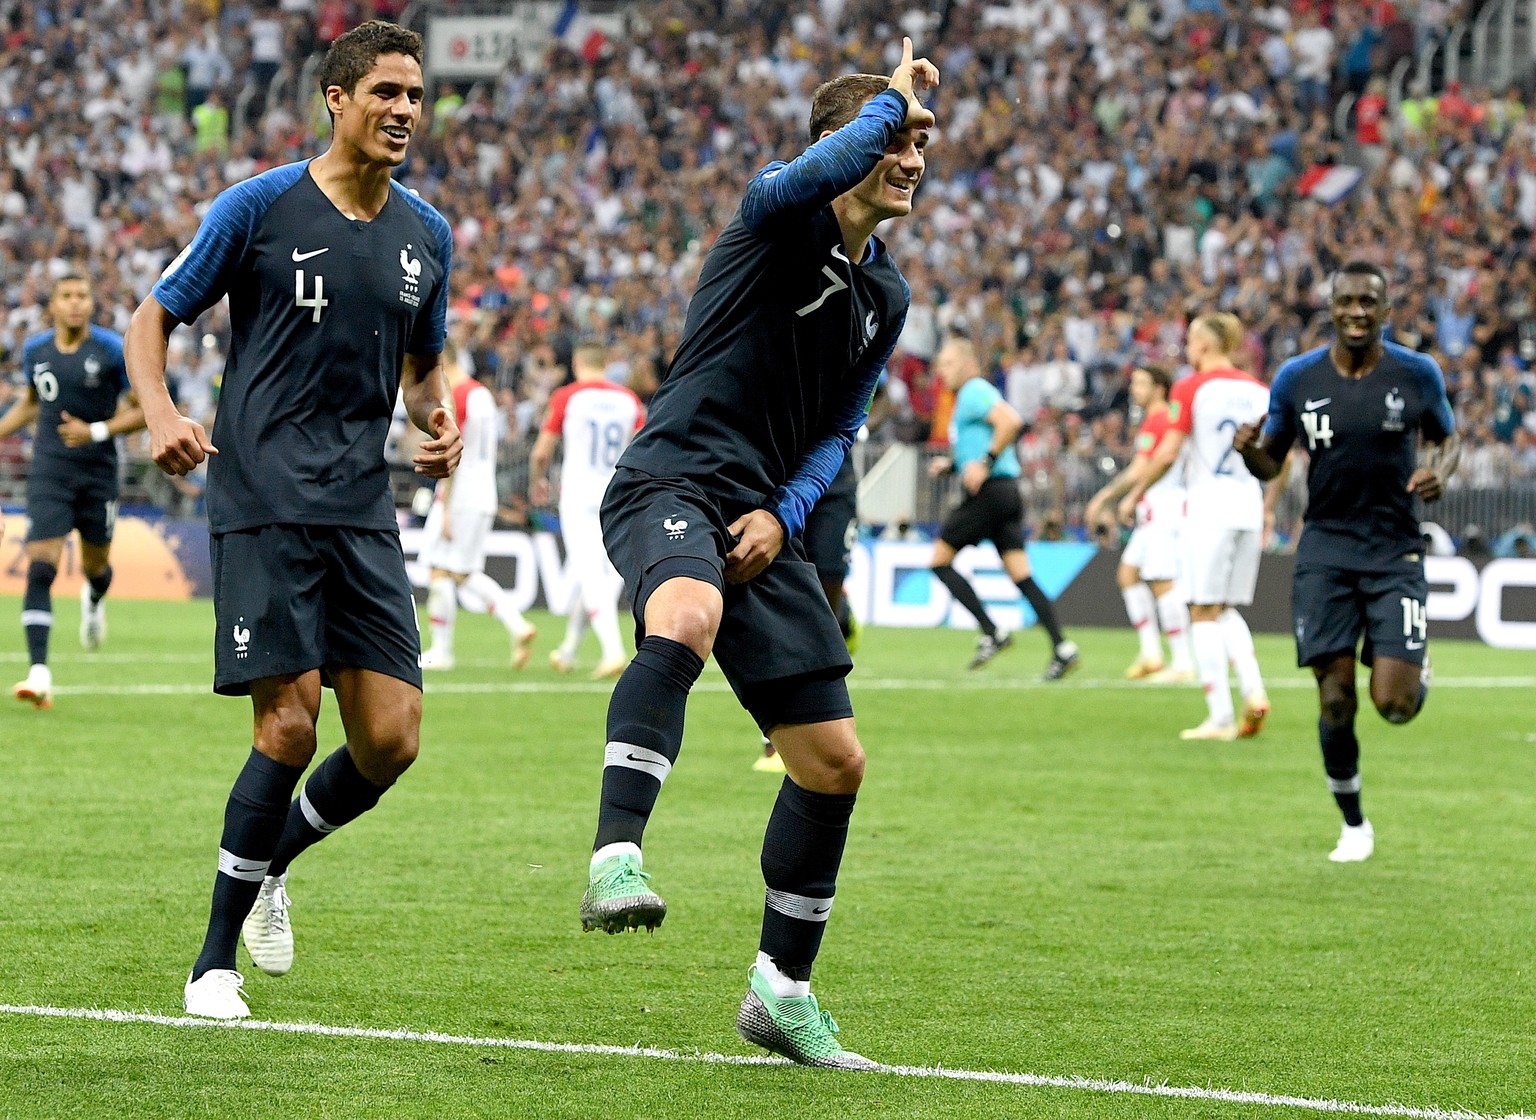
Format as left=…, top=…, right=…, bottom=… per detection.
left=939, top=475, right=1025, bottom=553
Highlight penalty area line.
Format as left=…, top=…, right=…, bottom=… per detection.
left=0, top=1004, right=1525, bottom=1120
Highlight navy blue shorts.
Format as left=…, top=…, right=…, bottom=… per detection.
left=939, top=476, right=1025, bottom=554
left=210, top=525, right=422, bottom=697
left=803, top=467, right=857, bottom=583
left=27, top=466, right=118, bottom=546
left=1293, top=560, right=1429, bottom=669
left=600, top=467, right=853, bottom=732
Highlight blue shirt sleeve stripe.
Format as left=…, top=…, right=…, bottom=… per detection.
left=768, top=300, right=907, bottom=538
left=392, top=183, right=453, bottom=355
left=1413, top=352, right=1457, bottom=440
left=1262, top=352, right=1304, bottom=452
left=740, top=89, right=908, bottom=234
left=153, top=162, right=309, bottom=323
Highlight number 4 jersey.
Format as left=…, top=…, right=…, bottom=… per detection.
left=1168, top=365, right=1270, bottom=531
left=152, top=160, right=452, bottom=535
left=542, top=379, right=645, bottom=512
left=1263, top=342, right=1455, bottom=570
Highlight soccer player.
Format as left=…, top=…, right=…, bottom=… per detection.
left=927, top=337, right=1079, bottom=678
left=1084, top=363, right=1194, bottom=682
left=420, top=341, right=537, bottom=671
left=577, top=39, right=937, bottom=1069
left=124, top=21, right=458, bottom=1020
left=529, top=340, right=645, bottom=679
left=0, top=274, right=144, bottom=708
left=1122, top=313, right=1270, bottom=740
left=1236, top=261, right=1458, bottom=862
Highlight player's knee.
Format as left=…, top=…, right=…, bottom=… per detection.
left=1374, top=693, right=1419, bottom=725
left=1318, top=690, right=1357, bottom=726
left=256, top=705, right=319, bottom=766
left=815, top=737, right=865, bottom=793
left=647, top=598, right=720, bottom=656
left=352, top=698, right=422, bottom=780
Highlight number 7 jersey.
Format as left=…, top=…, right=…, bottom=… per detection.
left=542, top=380, right=645, bottom=509
left=1168, top=365, right=1270, bottom=531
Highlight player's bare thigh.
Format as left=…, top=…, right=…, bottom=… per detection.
left=768, top=717, right=864, bottom=795
left=331, top=666, right=421, bottom=783
left=25, top=536, right=111, bottom=574
left=1367, top=656, right=1422, bottom=724
left=642, top=575, right=723, bottom=660
left=24, top=536, right=67, bottom=567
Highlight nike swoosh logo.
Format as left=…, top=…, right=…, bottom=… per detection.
left=625, top=754, right=652, bottom=764
left=229, top=863, right=264, bottom=874
left=291, top=247, right=330, bottom=262
left=1303, top=398, right=1331, bottom=410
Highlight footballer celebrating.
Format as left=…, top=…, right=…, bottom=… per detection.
left=577, top=39, right=937, bottom=1068
left=126, top=21, right=457, bottom=1019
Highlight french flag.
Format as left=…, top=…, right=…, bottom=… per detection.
left=1297, top=164, right=1364, bottom=205
left=553, top=0, right=608, bottom=64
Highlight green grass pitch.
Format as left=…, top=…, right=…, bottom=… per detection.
left=0, top=595, right=1531, bottom=1119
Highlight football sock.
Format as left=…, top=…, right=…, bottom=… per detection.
left=593, top=636, right=704, bottom=849
left=759, top=777, right=856, bottom=983
left=1016, top=576, right=1066, bottom=647
left=268, top=744, right=388, bottom=878
left=590, top=596, right=625, bottom=664
left=1192, top=620, right=1235, bottom=725
left=191, top=748, right=304, bottom=980
left=1157, top=590, right=1194, bottom=672
left=86, top=565, right=113, bottom=606
left=932, top=565, right=997, bottom=638
left=461, top=571, right=530, bottom=634
left=1122, top=583, right=1161, bottom=662
left=426, top=576, right=456, bottom=653
left=1220, top=608, right=1266, bottom=699
left=1319, top=718, right=1364, bottom=827
left=21, top=560, right=55, bottom=666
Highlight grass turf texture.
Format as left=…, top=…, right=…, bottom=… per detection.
left=0, top=595, right=1531, bottom=1120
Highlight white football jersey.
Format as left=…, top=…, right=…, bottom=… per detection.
left=1168, top=366, right=1269, bottom=531
left=440, top=378, right=499, bottom=515
left=542, top=379, right=645, bottom=506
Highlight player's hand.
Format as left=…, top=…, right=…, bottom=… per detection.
left=961, top=460, right=988, bottom=495
left=1116, top=492, right=1139, bottom=527
left=928, top=456, right=952, bottom=477
left=1233, top=419, right=1264, bottom=456
left=1407, top=467, right=1445, bottom=503
left=148, top=411, right=217, bottom=477
left=56, top=411, right=93, bottom=447
left=530, top=477, right=551, bottom=507
left=724, top=509, right=785, bottom=584
left=887, top=36, right=938, bottom=130
left=414, top=407, right=461, bottom=479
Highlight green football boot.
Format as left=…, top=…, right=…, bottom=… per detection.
left=580, top=853, right=667, bottom=934
left=735, top=965, right=879, bottom=1070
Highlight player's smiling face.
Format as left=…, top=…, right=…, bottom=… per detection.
left=1331, top=273, right=1388, bottom=351
left=849, top=125, right=927, bottom=219
left=331, top=52, right=424, bottom=167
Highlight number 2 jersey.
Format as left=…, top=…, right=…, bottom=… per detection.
left=22, top=326, right=128, bottom=489
left=1168, top=365, right=1270, bottom=531
left=1263, top=342, right=1455, bottom=570
left=541, top=379, right=645, bottom=510
left=153, top=160, right=452, bottom=534
left=615, top=88, right=911, bottom=538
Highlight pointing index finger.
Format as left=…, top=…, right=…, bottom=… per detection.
left=901, top=36, right=913, bottom=67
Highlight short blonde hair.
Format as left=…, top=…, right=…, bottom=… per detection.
left=1193, top=311, right=1243, bottom=355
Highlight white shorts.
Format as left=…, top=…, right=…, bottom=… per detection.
left=420, top=506, right=493, bottom=576
left=561, top=501, right=622, bottom=605
left=1181, top=523, right=1261, bottom=607
left=1122, top=522, right=1181, bottom=584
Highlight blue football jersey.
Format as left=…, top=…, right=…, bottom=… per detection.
left=24, top=325, right=129, bottom=479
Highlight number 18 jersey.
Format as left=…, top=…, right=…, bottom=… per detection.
left=1168, top=366, right=1270, bottom=531
left=543, top=380, right=645, bottom=509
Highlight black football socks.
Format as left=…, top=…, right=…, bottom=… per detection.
left=268, top=744, right=388, bottom=878
left=22, top=560, right=54, bottom=666
left=758, top=778, right=857, bottom=982
left=932, top=565, right=998, bottom=639
left=593, top=636, right=705, bottom=850
left=1319, top=718, right=1364, bottom=827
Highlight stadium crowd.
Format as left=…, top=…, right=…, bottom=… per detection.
left=1, top=0, right=1534, bottom=538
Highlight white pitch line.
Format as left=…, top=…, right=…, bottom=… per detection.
left=47, top=675, right=1536, bottom=698
left=0, top=1004, right=1524, bottom=1120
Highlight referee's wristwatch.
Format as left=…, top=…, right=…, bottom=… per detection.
left=981, top=450, right=999, bottom=470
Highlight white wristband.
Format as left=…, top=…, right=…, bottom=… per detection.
left=89, top=421, right=110, bottom=443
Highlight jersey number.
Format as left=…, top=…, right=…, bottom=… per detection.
left=1301, top=410, right=1334, bottom=450
left=32, top=370, right=58, bottom=402
left=1400, top=596, right=1427, bottom=644
left=588, top=420, right=626, bottom=468
left=1213, top=418, right=1238, bottom=475
left=795, top=266, right=848, bottom=317
left=295, top=270, right=328, bottom=323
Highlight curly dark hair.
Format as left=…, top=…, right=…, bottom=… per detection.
left=317, top=20, right=424, bottom=114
